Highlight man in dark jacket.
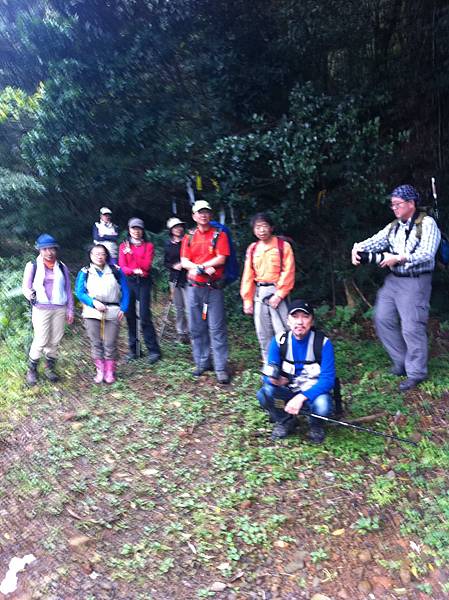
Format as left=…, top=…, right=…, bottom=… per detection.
left=164, top=217, right=189, bottom=343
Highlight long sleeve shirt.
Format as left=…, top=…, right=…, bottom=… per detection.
left=164, top=238, right=187, bottom=286
left=118, top=240, right=154, bottom=278
left=266, top=331, right=335, bottom=402
left=240, top=236, right=295, bottom=306
left=92, top=222, right=119, bottom=243
left=75, top=266, right=129, bottom=313
left=22, top=260, right=74, bottom=316
left=358, top=215, right=441, bottom=275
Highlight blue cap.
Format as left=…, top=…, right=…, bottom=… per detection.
left=391, top=185, right=420, bottom=205
left=35, top=233, right=59, bottom=249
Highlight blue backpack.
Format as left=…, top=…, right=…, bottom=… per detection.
left=209, top=221, right=239, bottom=285
left=187, top=221, right=239, bottom=286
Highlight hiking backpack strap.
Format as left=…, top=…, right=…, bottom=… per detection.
left=278, top=328, right=343, bottom=415
left=31, top=259, right=65, bottom=281
left=389, top=210, right=426, bottom=247
left=277, top=237, right=285, bottom=271
left=312, top=329, right=324, bottom=365
left=210, top=227, right=220, bottom=249
left=83, top=264, right=121, bottom=285
left=188, top=227, right=220, bottom=250
left=250, top=237, right=285, bottom=271
left=279, top=330, right=288, bottom=362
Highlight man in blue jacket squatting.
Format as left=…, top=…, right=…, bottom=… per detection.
left=257, top=299, right=335, bottom=444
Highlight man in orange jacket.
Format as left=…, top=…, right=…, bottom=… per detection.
left=240, top=213, right=295, bottom=363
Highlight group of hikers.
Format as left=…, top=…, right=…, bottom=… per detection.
left=22, top=184, right=441, bottom=443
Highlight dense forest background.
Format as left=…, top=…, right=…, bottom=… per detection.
left=1, top=0, right=449, bottom=305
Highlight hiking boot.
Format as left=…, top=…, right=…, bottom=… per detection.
left=104, top=359, right=116, bottom=384
left=148, top=352, right=161, bottom=365
left=390, top=365, right=406, bottom=376
left=126, top=352, right=137, bottom=362
left=216, top=370, right=230, bottom=385
left=271, top=422, right=295, bottom=440
left=93, top=359, right=104, bottom=384
left=399, top=378, right=425, bottom=392
left=44, top=358, right=60, bottom=382
left=26, top=359, right=39, bottom=386
left=308, top=427, right=326, bottom=444
left=192, top=364, right=212, bottom=377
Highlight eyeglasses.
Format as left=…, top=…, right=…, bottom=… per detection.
left=390, top=201, right=407, bottom=210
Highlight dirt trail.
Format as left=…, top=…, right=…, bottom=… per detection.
left=0, top=322, right=448, bottom=600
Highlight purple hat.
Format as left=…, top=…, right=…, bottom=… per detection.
left=391, top=185, right=420, bottom=205
left=128, top=217, right=145, bottom=229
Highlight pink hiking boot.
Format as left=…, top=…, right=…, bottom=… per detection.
left=104, top=359, right=116, bottom=384
left=94, top=359, right=104, bottom=384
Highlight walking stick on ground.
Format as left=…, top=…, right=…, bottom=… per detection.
left=298, top=409, right=418, bottom=446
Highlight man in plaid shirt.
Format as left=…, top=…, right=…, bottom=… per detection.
left=352, top=184, right=441, bottom=392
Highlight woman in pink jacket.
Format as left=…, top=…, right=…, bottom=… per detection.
left=119, top=218, right=161, bottom=364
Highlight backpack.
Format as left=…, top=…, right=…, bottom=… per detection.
left=81, top=264, right=122, bottom=285
left=248, top=236, right=293, bottom=272
left=31, top=260, right=66, bottom=280
left=188, top=221, right=239, bottom=286
left=389, top=208, right=449, bottom=267
left=278, top=328, right=343, bottom=416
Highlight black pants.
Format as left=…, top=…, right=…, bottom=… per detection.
left=125, top=276, right=161, bottom=356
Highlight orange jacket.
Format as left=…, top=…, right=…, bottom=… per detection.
left=240, top=236, right=295, bottom=306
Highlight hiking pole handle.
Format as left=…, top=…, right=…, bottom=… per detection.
left=431, top=177, right=437, bottom=200
left=298, top=409, right=418, bottom=447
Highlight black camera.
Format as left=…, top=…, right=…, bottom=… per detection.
left=357, top=251, right=385, bottom=265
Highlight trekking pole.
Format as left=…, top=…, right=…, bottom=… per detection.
left=159, top=298, right=173, bottom=341
left=298, top=409, right=418, bottom=447
left=135, top=275, right=142, bottom=358
left=431, top=177, right=439, bottom=221
left=159, top=271, right=180, bottom=341
left=100, top=310, right=106, bottom=343
left=26, top=289, right=36, bottom=354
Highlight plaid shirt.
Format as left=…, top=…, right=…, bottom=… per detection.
left=359, top=215, right=441, bottom=275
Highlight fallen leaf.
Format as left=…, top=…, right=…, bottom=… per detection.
left=187, top=542, right=197, bottom=554
left=142, top=469, right=158, bottom=476
left=210, top=582, right=227, bottom=592
left=332, top=528, right=345, bottom=536
left=274, top=540, right=289, bottom=548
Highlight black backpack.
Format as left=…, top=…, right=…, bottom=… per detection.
left=278, top=328, right=343, bottom=416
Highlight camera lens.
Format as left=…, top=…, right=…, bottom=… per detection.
left=357, top=251, right=370, bottom=264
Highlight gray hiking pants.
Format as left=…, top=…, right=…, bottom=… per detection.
left=187, top=284, right=228, bottom=372
left=84, top=317, right=120, bottom=360
left=254, top=284, right=288, bottom=364
left=374, top=273, right=432, bottom=380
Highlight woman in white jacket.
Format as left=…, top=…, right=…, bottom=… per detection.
left=75, top=245, right=129, bottom=384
